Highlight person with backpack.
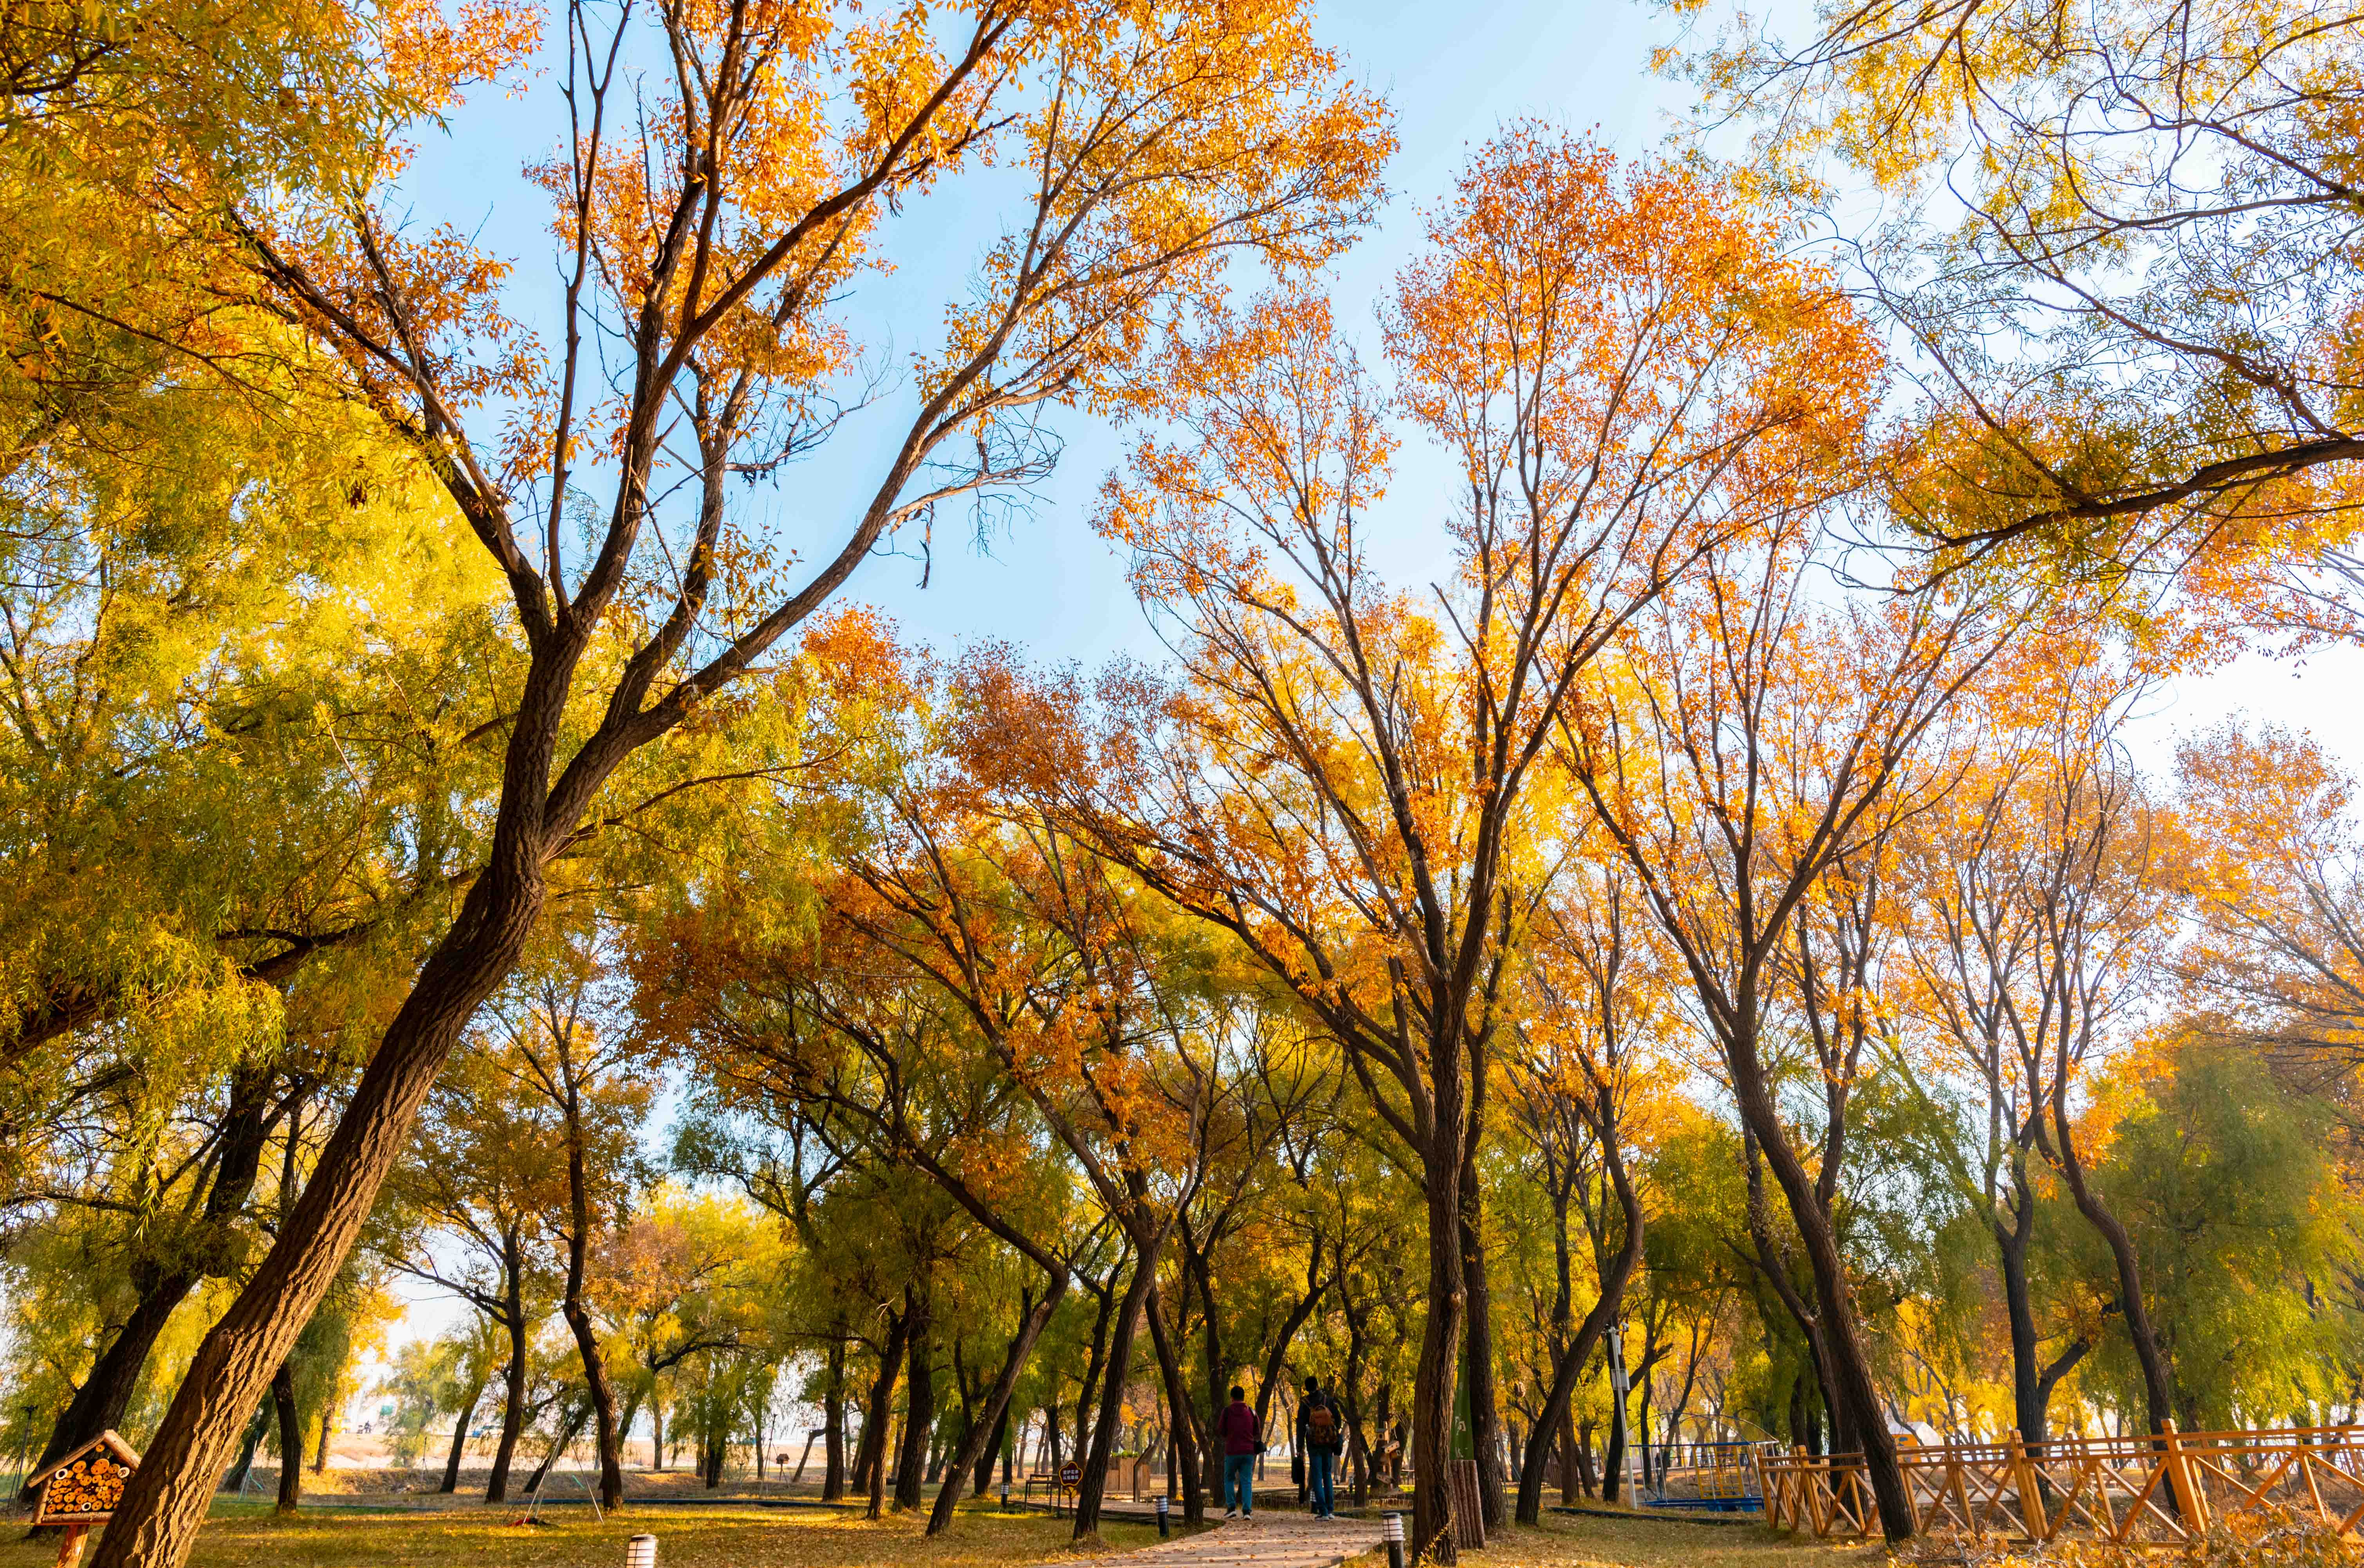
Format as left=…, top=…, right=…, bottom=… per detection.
left=1219, top=1384, right=1260, bottom=1520
left=1295, top=1375, right=1347, bottom=1519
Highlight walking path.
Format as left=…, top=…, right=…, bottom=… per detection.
left=1057, top=1510, right=1386, bottom=1568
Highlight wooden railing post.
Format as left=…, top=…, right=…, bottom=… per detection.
left=2007, top=1429, right=2049, bottom=1541
left=2160, top=1420, right=2211, bottom=1538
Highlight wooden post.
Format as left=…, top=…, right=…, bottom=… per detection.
left=1947, top=1443, right=1977, bottom=1539
left=55, top=1523, right=87, bottom=1568
left=2159, top=1420, right=2210, bottom=1538
left=2007, top=1429, right=2049, bottom=1542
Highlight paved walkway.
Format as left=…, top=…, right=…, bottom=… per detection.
left=1058, top=1510, right=1387, bottom=1568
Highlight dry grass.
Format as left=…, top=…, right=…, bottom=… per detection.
left=1468, top=1512, right=1877, bottom=1568
left=0, top=1500, right=1166, bottom=1568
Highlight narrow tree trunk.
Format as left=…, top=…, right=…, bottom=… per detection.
left=271, top=1360, right=301, bottom=1515
left=2050, top=1097, right=2175, bottom=1437
left=561, top=1082, right=624, bottom=1510
left=1413, top=1133, right=1466, bottom=1565
left=1602, top=1338, right=1628, bottom=1505
left=313, top=1367, right=338, bottom=1474
left=31, top=1063, right=277, bottom=1498
left=1460, top=1106, right=1506, bottom=1530
left=222, top=1405, right=270, bottom=1494
left=855, top=1310, right=910, bottom=1519
left=1731, top=1043, right=1911, bottom=1539
left=485, top=1292, right=529, bottom=1504
left=926, top=1278, right=1067, bottom=1534
left=1144, top=1284, right=1207, bottom=1525
left=439, top=1384, right=480, bottom=1494
left=1072, top=1242, right=1159, bottom=1540
left=1515, top=1110, right=1641, bottom=1525
left=822, top=1337, right=848, bottom=1501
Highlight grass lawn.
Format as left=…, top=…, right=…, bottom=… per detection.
left=0, top=1501, right=1169, bottom=1568
left=0, top=1499, right=1875, bottom=1568
left=1469, top=1513, right=1875, bottom=1568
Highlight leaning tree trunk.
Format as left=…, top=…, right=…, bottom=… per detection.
left=855, top=1310, right=910, bottom=1520
left=439, top=1381, right=482, bottom=1494
left=1730, top=1037, right=1913, bottom=1541
left=926, top=1279, right=1066, bottom=1534
left=1072, top=1242, right=1160, bottom=1541
left=1144, top=1285, right=1207, bottom=1525
left=2051, top=1097, right=2176, bottom=1438
left=87, top=832, right=558, bottom=1568
left=1514, top=1123, right=1641, bottom=1525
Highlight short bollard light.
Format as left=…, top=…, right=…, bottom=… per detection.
left=625, top=1533, right=658, bottom=1568
left=1001, top=1482, right=1011, bottom=1510
left=1156, top=1495, right=1171, bottom=1538
left=1382, top=1511, right=1406, bottom=1568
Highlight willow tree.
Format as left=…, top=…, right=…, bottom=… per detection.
left=91, top=1, right=1388, bottom=1559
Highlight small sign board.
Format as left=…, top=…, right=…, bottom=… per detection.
left=1059, top=1461, right=1081, bottom=1488
left=28, top=1431, right=140, bottom=1525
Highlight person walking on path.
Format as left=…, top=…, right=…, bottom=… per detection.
left=1220, top=1385, right=1260, bottom=1520
left=1296, top=1375, right=1346, bottom=1519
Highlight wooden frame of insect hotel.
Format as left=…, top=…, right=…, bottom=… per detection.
left=25, top=1430, right=140, bottom=1568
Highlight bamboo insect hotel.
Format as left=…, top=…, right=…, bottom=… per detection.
left=25, top=1431, right=139, bottom=1568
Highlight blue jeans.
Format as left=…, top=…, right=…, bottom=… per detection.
left=1224, top=1453, right=1256, bottom=1514
left=1307, top=1447, right=1335, bottom=1515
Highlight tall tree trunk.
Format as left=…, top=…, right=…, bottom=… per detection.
left=822, top=1337, right=848, bottom=1501
left=1456, top=1182, right=1513, bottom=1523
left=1144, top=1284, right=1207, bottom=1525
left=895, top=1289, right=933, bottom=1512
left=1412, top=1133, right=1467, bottom=1566
left=1995, top=1197, right=2052, bottom=1446
left=855, top=1309, right=910, bottom=1519
left=271, top=1360, right=301, bottom=1514
left=88, top=843, right=555, bottom=1568
left=1459, top=1095, right=1506, bottom=1531
left=2050, top=1093, right=2175, bottom=1437
left=560, top=1083, right=624, bottom=1510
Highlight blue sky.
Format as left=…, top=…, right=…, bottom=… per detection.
left=362, top=0, right=2364, bottom=1385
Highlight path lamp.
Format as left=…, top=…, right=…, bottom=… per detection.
left=1157, top=1495, right=1171, bottom=1537
left=1382, top=1511, right=1405, bottom=1568
left=625, top=1534, right=657, bottom=1568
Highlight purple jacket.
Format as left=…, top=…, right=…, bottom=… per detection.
left=1220, top=1400, right=1260, bottom=1456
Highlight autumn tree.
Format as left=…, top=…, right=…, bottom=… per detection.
left=1673, top=0, right=2364, bottom=601
left=1560, top=498, right=2018, bottom=1536
left=89, top=1, right=1387, bottom=1557
left=1077, top=128, right=1883, bottom=1558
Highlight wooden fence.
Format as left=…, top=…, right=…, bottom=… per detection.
left=1757, top=1422, right=2364, bottom=1544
